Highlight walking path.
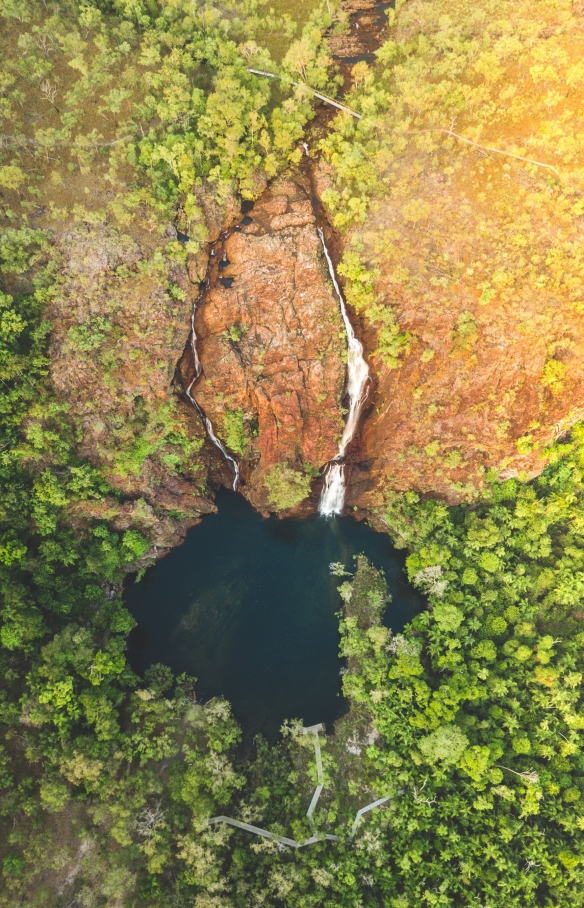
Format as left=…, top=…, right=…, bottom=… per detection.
left=247, top=69, right=362, bottom=119
left=207, top=723, right=391, bottom=848
left=302, top=724, right=325, bottom=824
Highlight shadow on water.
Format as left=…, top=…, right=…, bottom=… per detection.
left=125, top=488, right=423, bottom=742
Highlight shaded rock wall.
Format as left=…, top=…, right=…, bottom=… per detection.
left=48, top=223, right=216, bottom=555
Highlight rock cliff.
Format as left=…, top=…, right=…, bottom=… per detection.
left=47, top=222, right=217, bottom=556
left=181, top=175, right=346, bottom=513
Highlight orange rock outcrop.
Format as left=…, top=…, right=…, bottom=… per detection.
left=190, top=175, right=346, bottom=512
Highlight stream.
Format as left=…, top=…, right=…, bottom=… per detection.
left=126, top=488, right=422, bottom=741
left=178, top=227, right=241, bottom=491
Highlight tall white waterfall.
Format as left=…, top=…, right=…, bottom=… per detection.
left=317, top=228, right=370, bottom=517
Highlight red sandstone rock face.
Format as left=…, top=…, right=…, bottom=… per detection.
left=327, top=0, right=390, bottom=76
left=50, top=167, right=584, bottom=531
left=191, top=175, right=346, bottom=512
left=347, top=301, right=584, bottom=511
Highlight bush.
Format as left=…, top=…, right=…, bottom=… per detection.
left=39, top=779, right=69, bottom=813
left=264, top=462, right=311, bottom=510
left=3, top=855, right=25, bottom=877
left=418, top=725, right=469, bottom=765
left=144, top=663, right=174, bottom=695
left=222, top=409, right=247, bottom=456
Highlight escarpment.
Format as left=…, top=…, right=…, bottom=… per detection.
left=47, top=222, right=218, bottom=556
left=45, top=0, right=584, bottom=533
left=181, top=175, right=346, bottom=514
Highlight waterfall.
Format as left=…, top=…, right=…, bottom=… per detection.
left=317, top=228, right=369, bottom=516
left=319, top=458, right=346, bottom=517
left=185, top=382, right=240, bottom=492
left=183, top=247, right=240, bottom=491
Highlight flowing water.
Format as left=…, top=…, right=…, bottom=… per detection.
left=185, top=384, right=240, bottom=491
left=145, top=0, right=404, bottom=744
left=126, top=488, right=422, bottom=741
left=317, top=228, right=370, bottom=517
left=178, top=0, right=391, bottom=500
left=179, top=231, right=241, bottom=491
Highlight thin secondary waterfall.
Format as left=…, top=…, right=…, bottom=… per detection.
left=317, top=228, right=369, bottom=516
left=183, top=241, right=240, bottom=491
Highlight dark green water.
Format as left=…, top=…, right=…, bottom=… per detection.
left=126, top=489, right=422, bottom=741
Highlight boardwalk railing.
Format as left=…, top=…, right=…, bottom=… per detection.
left=207, top=723, right=392, bottom=848
left=246, top=69, right=362, bottom=120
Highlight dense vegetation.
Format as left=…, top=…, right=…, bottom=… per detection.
left=322, top=0, right=584, bottom=358
left=0, top=0, right=333, bottom=230
left=168, top=435, right=584, bottom=908
left=1, top=0, right=584, bottom=905
left=0, top=187, right=251, bottom=906
left=0, top=0, right=335, bottom=902
left=320, top=0, right=584, bottom=495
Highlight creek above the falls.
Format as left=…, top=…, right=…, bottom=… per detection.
left=126, top=489, right=422, bottom=741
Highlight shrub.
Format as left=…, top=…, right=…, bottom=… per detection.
left=418, top=725, right=469, bottom=765
left=39, top=779, right=69, bottom=813
left=512, top=736, right=531, bottom=754
left=122, top=530, right=150, bottom=561
left=68, top=318, right=112, bottom=352
left=471, top=640, right=497, bottom=661
left=3, top=855, right=25, bottom=877
left=222, top=409, right=247, bottom=456
left=144, top=663, right=174, bottom=695
left=479, top=552, right=500, bottom=573
left=514, top=645, right=533, bottom=662
left=433, top=602, right=463, bottom=632
left=264, top=462, right=311, bottom=511
left=488, top=617, right=508, bottom=636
